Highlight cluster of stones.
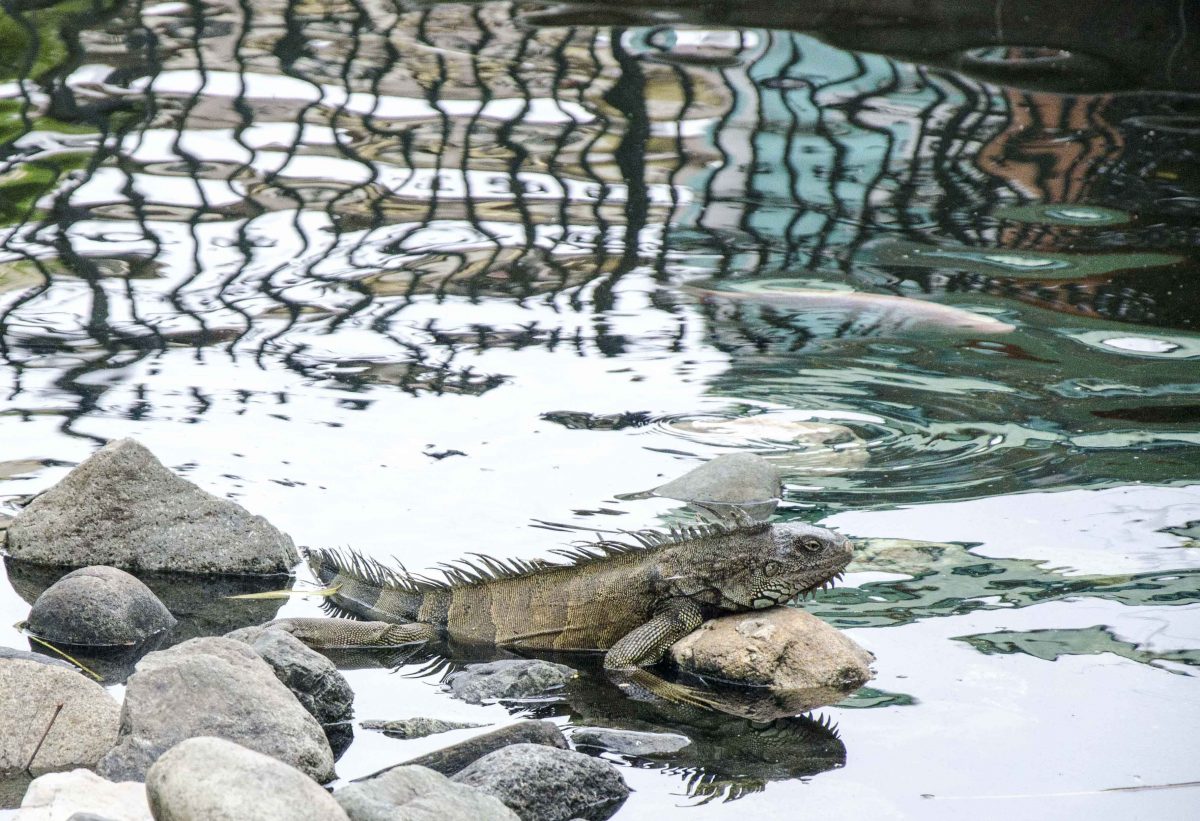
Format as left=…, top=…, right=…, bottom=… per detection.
left=0, top=438, right=874, bottom=819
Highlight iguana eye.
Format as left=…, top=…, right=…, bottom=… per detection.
left=762, top=560, right=782, bottom=576
left=802, top=539, right=824, bottom=553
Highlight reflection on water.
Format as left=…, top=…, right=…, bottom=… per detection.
left=2, top=0, right=1200, bottom=815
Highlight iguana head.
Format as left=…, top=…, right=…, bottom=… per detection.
left=663, top=522, right=852, bottom=611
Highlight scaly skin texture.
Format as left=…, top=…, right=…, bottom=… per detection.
left=269, top=520, right=852, bottom=703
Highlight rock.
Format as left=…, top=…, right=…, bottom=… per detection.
left=0, top=646, right=76, bottom=671
left=225, top=626, right=355, bottom=727
left=616, top=453, right=782, bottom=520
left=15, top=769, right=150, bottom=821
left=5, top=438, right=296, bottom=574
left=0, top=659, right=120, bottom=776
left=366, top=721, right=567, bottom=779
left=571, top=727, right=691, bottom=756
left=96, top=637, right=335, bottom=783
left=146, top=737, right=348, bottom=821
left=444, top=659, right=575, bottom=705
left=453, top=744, right=629, bottom=821
left=335, top=764, right=517, bottom=821
left=669, top=607, right=874, bottom=717
left=3, top=559, right=287, bottom=643
left=359, top=718, right=488, bottom=740
left=26, top=566, right=176, bottom=647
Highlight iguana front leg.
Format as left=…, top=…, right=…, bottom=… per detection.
left=604, top=599, right=718, bottom=709
left=267, top=617, right=439, bottom=648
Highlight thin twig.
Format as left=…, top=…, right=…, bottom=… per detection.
left=25, top=703, right=64, bottom=774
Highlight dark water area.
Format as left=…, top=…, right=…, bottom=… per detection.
left=2, top=0, right=1200, bottom=817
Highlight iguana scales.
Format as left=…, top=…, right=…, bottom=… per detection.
left=269, top=519, right=852, bottom=702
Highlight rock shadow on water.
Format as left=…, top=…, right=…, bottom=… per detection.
left=4, top=558, right=287, bottom=683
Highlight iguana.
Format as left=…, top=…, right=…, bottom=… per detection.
left=268, top=519, right=852, bottom=703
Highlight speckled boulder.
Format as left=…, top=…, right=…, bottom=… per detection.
left=452, top=744, right=629, bottom=821
left=0, top=659, right=120, bottom=776
left=335, top=765, right=516, bottom=821
left=5, top=439, right=296, bottom=574
left=225, top=625, right=355, bottom=727
left=26, top=566, right=175, bottom=647
left=146, top=737, right=348, bottom=821
left=96, top=637, right=334, bottom=783
left=444, top=659, right=575, bottom=705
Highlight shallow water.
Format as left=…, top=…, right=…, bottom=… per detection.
left=2, top=0, right=1200, bottom=817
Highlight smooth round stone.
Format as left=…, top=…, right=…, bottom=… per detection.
left=26, top=566, right=176, bottom=647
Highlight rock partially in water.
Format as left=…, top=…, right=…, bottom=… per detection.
left=570, top=727, right=691, bottom=756
left=617, top=452, right=782, bottom=520
left=444, top=659, right=575, bottom=705
left=335, top=764, right=517, bottom=821
left=669, top=608, right=874, bottom=719
left=4, top=559, right=287, bottom=646
left=377, top=720, right=568, bottom=778
left=4, top=438, right=296, bottom=574
left=225, top=626, right=355, bottom=729
left=453, top=743, right=629, bottom=821
left=97, top=637, right=334, bottom=783
left=359, top=717, right=489, bottom=740
left=16, top=769, right=151, bottom=821
left=0, top=659, right=120, bottom=776
left=146, top=737, right=348, bottom=821
left=26, top=566, right=176, bottom=647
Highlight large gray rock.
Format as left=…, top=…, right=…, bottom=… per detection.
left=15, top=769, right=150, bottom=821
left=444, top=659, right=575, bottom=705
left=146, top=737, right=348, bottom=821
left=225, top=626, right=354, bottom=727
left=453, top=744, right=629, bottom=821
left=335, top=765, right=517, bottom=821
left=26, top=566, right=175, bottom=647
left=96, top=637, right=335, bottom=783
left=0, top=646, right=76, bottom=671
left=0, top=659, right=120, bottom=776
left=669, top=607, right=874, bottom=718
left=4, top=439, right=296, bottom=574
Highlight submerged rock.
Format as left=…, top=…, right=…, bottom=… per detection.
left=16, top=769, right=151, bottom=821
left=225, top=626, right=355, bottom=729
left=669, top=607, right=873, bottom=718
left=570, top=727, right=691, bottom=756
left=359, top=717, right=488, bottom=740
left=373, top=721, right=568, bottom=779
left=26, top=566, right=176, bottom=647
left=617, top=452, right=782, bottom=520
left=146, top=737, right=348, bottom=821
left=97, top=637, right=334, bottom=783
left=0, top=659, right=120, bottom=776
left=452, top=743, right=629, bottom=821
left=444, top=659, right=575, bottom=705
left=4, top=438, right=296, bottom=574
left=335, top=764, right=517, bottom=821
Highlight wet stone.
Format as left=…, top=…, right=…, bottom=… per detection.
left=444, top=659, right=575, bottom=705
left=0, top=659, right=120, bottom=776
left=359, top=717, right=488, bottom=740
left=375, top=721, right=568, bottom=778
left=4, top=438, right=296, bottom=575
left=335, top=764, right=517, bottom=821
left=452, top=743, right=629, bottom=821
left=669, top=607, right=874, bottom=718
left=26, top=566, right=176, bottom=647
left=15, top=769, right=151, bottom=821
left=570, top=727, right=692, bottom=757
left=146, top=737, right=348, bottom=821
left=96, top=637, right=335, bottom=783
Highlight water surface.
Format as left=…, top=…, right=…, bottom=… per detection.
left=2, top=1, right=1199, bottom=818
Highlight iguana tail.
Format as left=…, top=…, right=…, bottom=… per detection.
left=303, top=547, right=428, bottom=623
